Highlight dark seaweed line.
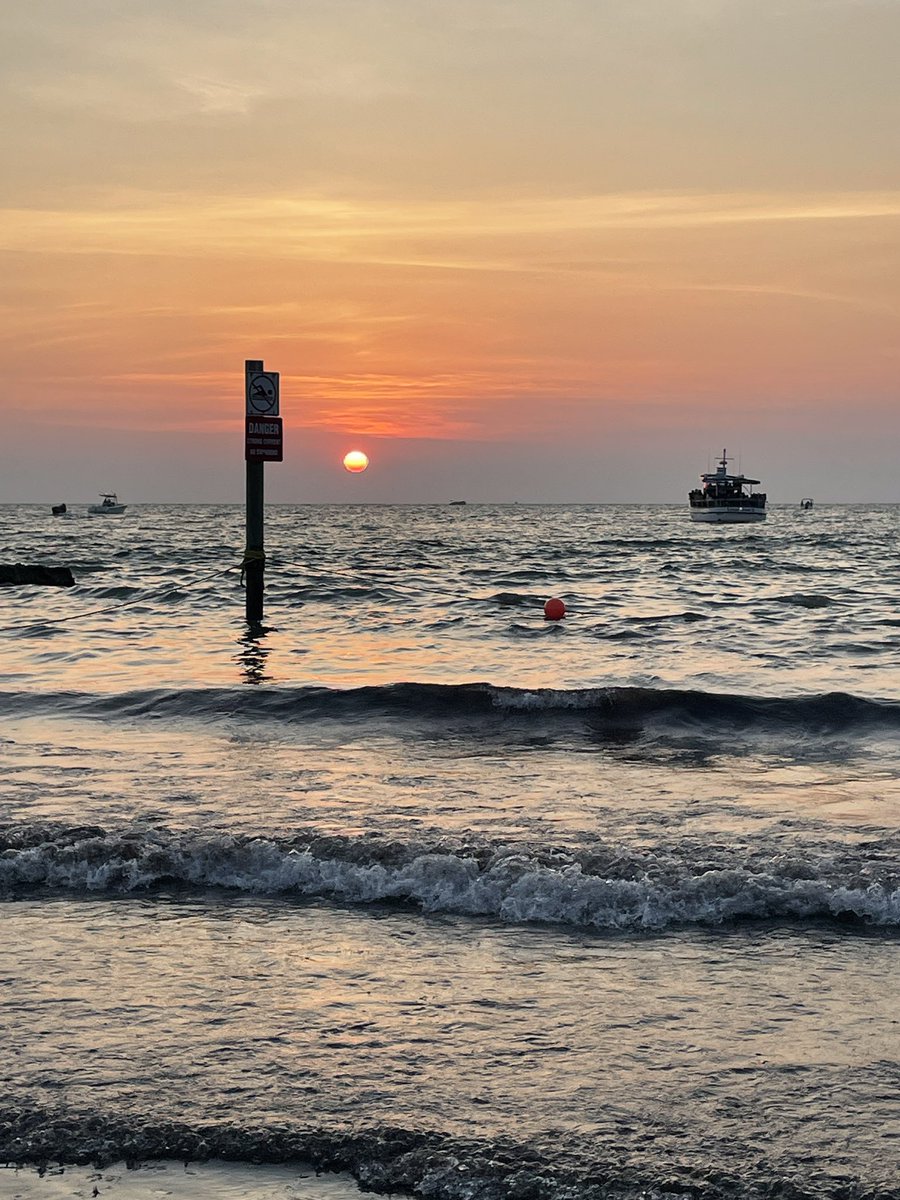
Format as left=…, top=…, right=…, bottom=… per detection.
left=0, top=1107, right=894, bottom=1200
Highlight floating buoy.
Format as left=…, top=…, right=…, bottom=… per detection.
left=544, top=597, right=566, bottom=621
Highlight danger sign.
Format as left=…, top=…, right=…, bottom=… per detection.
left=245, top=416, right=283, bottom=462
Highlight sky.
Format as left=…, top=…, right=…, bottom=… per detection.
left=1, top=0, right=899, bottom=503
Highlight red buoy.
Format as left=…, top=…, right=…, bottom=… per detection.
left=544, top=597, right=566, bottom=621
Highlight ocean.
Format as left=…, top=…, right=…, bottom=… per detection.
left=0, top=502, right=898, bottom=1200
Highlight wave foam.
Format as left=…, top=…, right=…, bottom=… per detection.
left=1, top=824, right=897, bottom=930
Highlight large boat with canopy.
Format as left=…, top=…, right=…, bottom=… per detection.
left=689, top=451, right=767, bottom=523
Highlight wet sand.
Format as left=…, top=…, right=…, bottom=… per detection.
left=0, top=1161, right=366, bottom=1199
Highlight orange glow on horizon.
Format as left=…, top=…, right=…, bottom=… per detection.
left=6, top=186, right=899, bottom=446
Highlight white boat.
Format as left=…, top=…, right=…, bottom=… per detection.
left=88, top=492, right=127, bottom=515
left=689, top=451, right=766, bottom=523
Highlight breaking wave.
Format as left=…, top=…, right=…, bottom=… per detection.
left=1, top=823, right=897, bottom=929
left=1, top=682, right=898, bottom=733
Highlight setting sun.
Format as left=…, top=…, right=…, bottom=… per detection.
left=342, top=450, right=369, bottom=473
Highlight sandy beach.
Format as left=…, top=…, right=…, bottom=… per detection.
left=0, top=1161, right=366, bottom=1199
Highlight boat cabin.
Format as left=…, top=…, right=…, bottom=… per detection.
left=689, top=451, right=766, bottom=514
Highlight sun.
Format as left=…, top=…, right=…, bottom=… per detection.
left=342, top=450, right=369, bottom=473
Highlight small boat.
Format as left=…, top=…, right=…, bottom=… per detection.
left=88, top=492, right=127, bottom=515
left=449, top=500, right=467, bottom=506
left=800, top=497, right=814, bottom=510
left=51, top=503, right=67, bottom=516
left=689, top=451, right=767, bottom=523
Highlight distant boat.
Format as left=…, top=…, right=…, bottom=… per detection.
left=800, top=497, right=814, bottom=510
left=688, top=451, right=767, bottom=523
left=88, top=492, right=127, bottom=515
left=449, top=500, right=467, bottom=506
left=51, top=503, right=67, bottom=516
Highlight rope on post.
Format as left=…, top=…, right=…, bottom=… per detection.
left=239, top=548, right=266, bottom=588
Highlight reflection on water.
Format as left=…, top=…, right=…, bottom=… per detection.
left=0, top=503, right=899, bottom=698
left=1, top=505, right=899, bottom=1198
left=3, top=899, right=898, bottom=1173
left=236, top=624, right=274, bottom=685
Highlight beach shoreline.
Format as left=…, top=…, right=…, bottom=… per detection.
left=0, top=1160, right=367, bottom=1199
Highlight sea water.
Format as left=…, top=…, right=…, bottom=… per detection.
left=0, top=503, right=897, bottom=1199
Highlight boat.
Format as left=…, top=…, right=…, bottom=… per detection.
left=88, top=493, right=127, bottom=515
left=51, top=503, right=67, bottom=516
left=689, top=451, right=766, bottom=523
left=800, top=497, right=814, bottom=510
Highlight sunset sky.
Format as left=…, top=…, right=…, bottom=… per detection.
left=2, top=0, right=898, bottom=502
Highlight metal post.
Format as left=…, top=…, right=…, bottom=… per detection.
left=245, top=359, right=265, bottom=623
left=245, top=460, right=265, bottom=622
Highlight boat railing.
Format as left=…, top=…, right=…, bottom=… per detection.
left=689, top=491, right=766, bottom=507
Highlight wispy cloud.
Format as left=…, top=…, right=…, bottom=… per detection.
left=4, top=192, right=900, bottom=263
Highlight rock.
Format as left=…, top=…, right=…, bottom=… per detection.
left=0, top=564, right=75, bottom=587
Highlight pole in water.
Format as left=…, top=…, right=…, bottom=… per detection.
left=244, top=358, right=266, bottom=623
left=245, top=458, right=265, bottom=622
left=243, top=357, right=283, bottom=622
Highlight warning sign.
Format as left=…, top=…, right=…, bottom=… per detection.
left=246, top=371, right=280, bottom=416
left=245, top=416, right=283, bottom=462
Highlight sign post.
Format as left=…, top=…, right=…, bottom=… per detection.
left=243, top=359, right=281, bottom=623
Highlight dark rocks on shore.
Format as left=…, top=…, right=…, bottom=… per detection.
left=0, top=1104, right=888, bottom=1200
left=0, top=564, right=75, bottom=587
